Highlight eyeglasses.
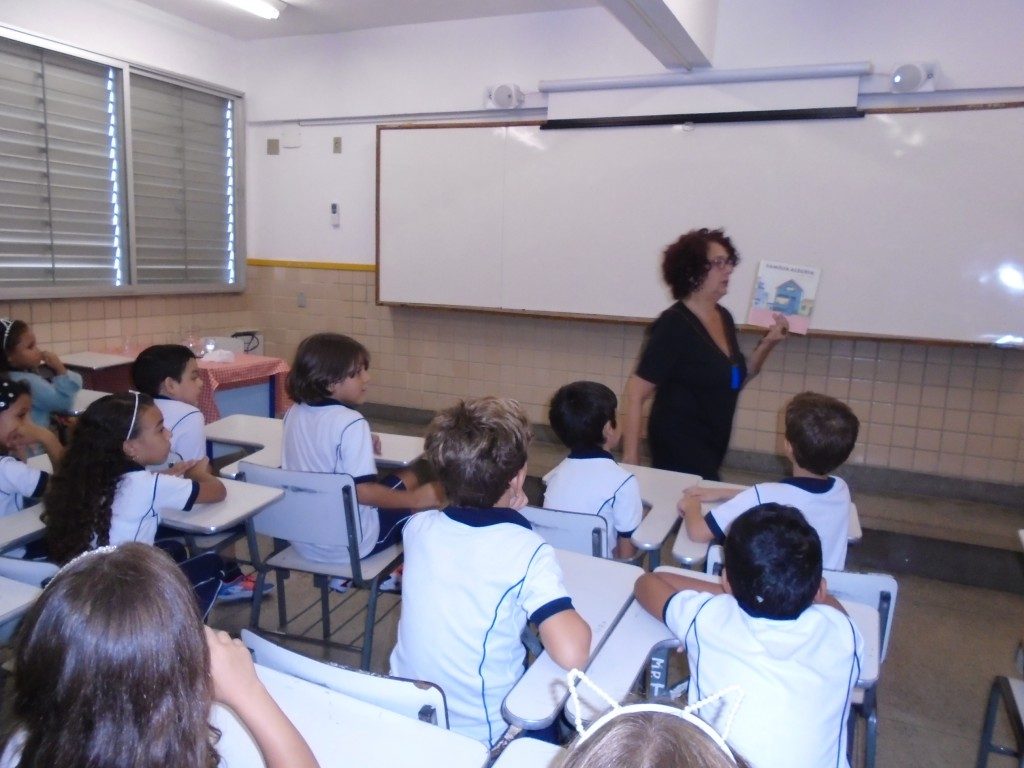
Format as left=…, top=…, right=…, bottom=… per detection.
left=708, top=256, right=738, bottom=270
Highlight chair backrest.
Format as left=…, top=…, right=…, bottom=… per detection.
left=520, top=505, right=610, bottom=558
left=241, top=629, right=449, bottom=728
left=239, top=462, right=364, bottom=572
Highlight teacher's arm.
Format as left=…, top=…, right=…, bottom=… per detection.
left=745, top=312, right=789, bottom=379
left=621, top=374, right=655, bottom=466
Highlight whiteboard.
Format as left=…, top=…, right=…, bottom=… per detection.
left=377, top=109, right=1024, bottom=344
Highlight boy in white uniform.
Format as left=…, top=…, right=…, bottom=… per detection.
left=543, top=381, right=642, bottom=559
left=679, top=391, right=859, bottom=570
left=390, top=397, right=592, bottom=747
left=131, top=345, right=206, bottom=465
left=636, top=504, right=864, bottom=768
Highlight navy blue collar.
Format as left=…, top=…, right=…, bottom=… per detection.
left=308, top=399, right=354, bottom=408
left=123, top=459, right=146, bottom=473
left=780, top=476, right=836, bottom=494
left=568, top=448, right=615, bottom=460
left=443, top=506, right=532, bottom=530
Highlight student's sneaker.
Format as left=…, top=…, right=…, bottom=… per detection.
left=328, top=577, right=351, bottom=593
left=217, top=573, right=274, bottom=603
left=378, top=574, right=402, bottom=594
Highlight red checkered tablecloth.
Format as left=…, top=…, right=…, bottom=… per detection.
left=197, top=353, right=292, bottom=423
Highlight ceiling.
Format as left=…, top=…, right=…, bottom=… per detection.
left=134, top=0, right=600, bottom=39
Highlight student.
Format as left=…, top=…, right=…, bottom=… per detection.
left=0, top=317, right=82, bottom=429
left=281, top=332, right=440, bottom=575
left=636, top=504, right=863, bottom=768
left=390, top=396, right=592, bottom=747
left=0, top=543, right=319, bottom=768
left=132, top=344, right=206, bottom=464
left=43, top=392, right=225, bottom=564
left=544, top=381, right=642, bottom=559
left=679, top=391, right=859, bottom=570
left=0, top=378, right=63, bottom=519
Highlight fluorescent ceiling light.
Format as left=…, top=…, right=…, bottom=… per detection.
left=218, top=0, right=286, bottom=20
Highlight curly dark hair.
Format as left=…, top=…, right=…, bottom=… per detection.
left=661, top=228, right=739, bottom=300
left=6, top=543, right=219, bottom=768
left=43, top=392, right=154, bottom=564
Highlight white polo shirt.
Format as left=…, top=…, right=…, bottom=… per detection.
left=153, top=396, right=206, bottom=463
left=281, top=400, right=380, bottom=562
left=107, top=468, right=198, bottom=546
left=0, top=456, right=47, bottom=518
left=665, top=590, right=863, bottom=768
left=390, top=507, right=575, bottom=747
left=706, top=477, right=851, bottom=570
left=542, top=449, right=643, bottom=558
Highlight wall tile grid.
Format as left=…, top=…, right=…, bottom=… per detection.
left=247, top=266, right=1024, bottom=487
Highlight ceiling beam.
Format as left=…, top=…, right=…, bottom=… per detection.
left=599, top=0, right=718, bottom=69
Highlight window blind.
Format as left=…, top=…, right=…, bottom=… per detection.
left=130, top=74, right=236, bottom=285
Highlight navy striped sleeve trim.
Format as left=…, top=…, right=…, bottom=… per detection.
left=182, top=481, right=200, bottom=511
left=530, top=596, right=574, bottom=625
left=31, top=471, right=49, bottom=498
left=353, top=474, right=378, bottom=485
left=704, top=512, right=726, bottom=542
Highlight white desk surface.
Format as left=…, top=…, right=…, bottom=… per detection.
left=671, top=482, right=864, bottom=566
left=160, top=479, right=284, bottom=534
left=0, top=504, right=45, bottom=554
left=493, top=737, right=566, bottom=768
left=62, top=351, right=134, bottom=369
left=0, top=574, right=42, bottom=623
left=212, top=664, right=488, bottom=768
left=206, top=414, right=422, bottom=478
left=70, top=388, right=108, bottom=415
left=502, top=549, right=642, bottom=730
left=621, top=463, right=701, bottom=555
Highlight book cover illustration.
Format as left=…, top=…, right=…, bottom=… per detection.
left=747, top=261, right=821, bottom=335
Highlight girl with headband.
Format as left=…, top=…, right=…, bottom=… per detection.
left=0, top=377, right=63, bottom=523
left=43, top=392, right=225, bottom=564
left=0, top=317, right=82, bottom=429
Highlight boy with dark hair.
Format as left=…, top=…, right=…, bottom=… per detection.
left=679, top=391, right=859, bottom=570
left=543, top=381, right=642, bottom=558
left=131, top=344, right=206, bottom=464
left=636, top=504, right=863, bottom=768
left=391, top=396, right=592, bottom=747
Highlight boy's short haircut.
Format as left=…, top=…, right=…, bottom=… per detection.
left=286, top=333, right=370, bottom=404
left=549, top=381, right=617, bottom=451
left=784, top=392, right=859, bottom=476
left=131, top=345, right=196, bottom=396
left=724, top=503, right=822, bottom=620
left=425, top=397, right=532, bottom=508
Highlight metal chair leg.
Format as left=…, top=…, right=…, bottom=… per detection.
left=361, top=582, right=381, bottom=671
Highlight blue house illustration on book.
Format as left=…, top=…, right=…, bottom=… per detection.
left=771, top=279, right=804, bottom=315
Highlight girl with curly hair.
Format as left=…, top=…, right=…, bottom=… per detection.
left=43, top=391, right=225, bottom=564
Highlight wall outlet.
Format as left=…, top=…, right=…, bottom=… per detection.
left=332, top=136, right=342, bottom=153
left=297, top=291, right=307, bottom=308
left=267, top=138, right=280, bottom=155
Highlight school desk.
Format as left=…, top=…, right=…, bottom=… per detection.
left=205, top=414, right=423, bottom=479
left=196, top=352, right=291, bottom=422
left=671, top=481, right=864, bottom=566
left=67, top=388, right=107, bottom=415
left=0, top=504, right=45, bottom=555
left=211, top=663, right=489, bottom=768
left=0, top=574, right=41, bottom=623
left=618, top=463, right=701, bottom=569
left=158, top=478, right=284, bottom=535
left=501, top=548, right=642, bottom=732
left=62, top=351, right=134, bottom=393
left=492, top=737, right=566, bottom=768
left=564, top=566, right=881, bottom=727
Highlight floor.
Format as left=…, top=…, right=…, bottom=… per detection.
left=200, top=417, right=1024, bottom=768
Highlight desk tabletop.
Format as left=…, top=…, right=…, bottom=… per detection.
left=502, top=549, right=642, bottom=730
left=493, top=737, right=566, bottom=768
left=71, top=388, right=107, bottom=415
left=211, top=664, right=488, bottom=768
left=620, top=463, right=700, bottom=556
left=0, top=574, right=42, bottom=623
left=160, top=479, right=284, bottom=534
left=0, top=504, right=46, bottom=554
left=62, top=351, right=134, bottom=370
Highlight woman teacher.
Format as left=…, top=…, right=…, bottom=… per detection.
left=621, top=228, right=788, bottom=480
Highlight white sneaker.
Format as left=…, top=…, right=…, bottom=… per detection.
left=328, top=577, right=350, bottom=593
left=378, top=574, right=402, bottom=593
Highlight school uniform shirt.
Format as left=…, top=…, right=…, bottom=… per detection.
left=8, top=368, right=82, bottom=428
left=0, top=455, right=47, bottom=518
left=542, top=449, right=643, bottom=558
left=665, top=590, right=863, bottom=768
left=390, top=507, right=576, bottom=747
left=107, top=466, right=198, bottom=547
left=281, top=400, right=380, bottom=562
left=153, top=395, right=206, bottom=463
left=706, top=477, right=851, bottom=570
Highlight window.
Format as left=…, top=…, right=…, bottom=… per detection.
left=0, top=32, right=242, bottom=298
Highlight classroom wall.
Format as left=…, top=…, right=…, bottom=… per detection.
left=247, top=265, right=1024, bottom=487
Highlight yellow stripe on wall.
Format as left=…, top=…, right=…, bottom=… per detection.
left=247, top=259, right=376, bottom=272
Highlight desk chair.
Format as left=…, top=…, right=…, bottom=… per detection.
left=238, top=462, right=403, bottom=670
left=977, top=676, right=1024, bottom=767
left=520, top=505, right=615, bottom=559
left=0, top=557, right=57, bottom=644
left=706, top=544, right=898, bottom=768
left=241, top=629, right=449, bottom=728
